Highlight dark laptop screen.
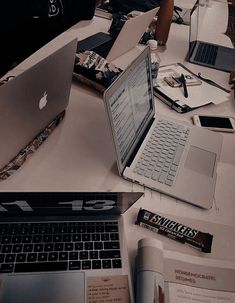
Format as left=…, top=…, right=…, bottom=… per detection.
left=189, top=0, right=199, bottom=56
left=0, top=192, right=142, bottom=219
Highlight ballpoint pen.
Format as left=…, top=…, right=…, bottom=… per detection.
left=180, top=73, right=188, bottom=98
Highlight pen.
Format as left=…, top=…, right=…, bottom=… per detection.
left=180, top=73, right=188, bottom=98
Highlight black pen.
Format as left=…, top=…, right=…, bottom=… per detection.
left=180, top=73, right=188, bottom=98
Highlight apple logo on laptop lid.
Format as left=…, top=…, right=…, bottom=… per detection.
left=39, top=91, right=48, bottom=110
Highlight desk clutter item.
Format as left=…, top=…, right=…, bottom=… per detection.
left=135, top=238, right=235, bottom=303
left=73, top=51, right=122, bottom=92
left=154, top=63, right=231, bottom=113
left=0, top=111, right=65, bottom=181
left=172, top=6, right=191, bottom=25
left=136, top=208, right=213, bottom=253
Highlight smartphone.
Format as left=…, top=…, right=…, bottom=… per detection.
left=193, top=115, right=235, bottom=132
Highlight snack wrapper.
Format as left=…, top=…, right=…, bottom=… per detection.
left=73, top=51, right=122, bottom=92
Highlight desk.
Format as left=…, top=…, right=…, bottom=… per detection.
left=1, top=0, right=235, bottom=268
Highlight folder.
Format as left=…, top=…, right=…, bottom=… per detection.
left=153, top=63, right=230, bottom=113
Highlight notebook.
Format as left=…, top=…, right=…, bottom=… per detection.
left=0, top=192, right=142, bottom=303
left=77, top=7, right=159, bottom=62
left=0, top=38, right=77, bottom=170
left=103, top=47, right=223, bottom=209
left=187, top=0, right=235, bottom=72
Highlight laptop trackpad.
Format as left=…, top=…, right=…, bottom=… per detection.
left=1, top=272, right=85, bottom=303
left=185, top=146, right=216, bottom=177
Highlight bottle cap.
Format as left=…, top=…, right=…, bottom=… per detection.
left=147, top=39, right=158, bottom=50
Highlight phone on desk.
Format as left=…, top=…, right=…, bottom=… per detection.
left=193, top=115, right=235, bottom=132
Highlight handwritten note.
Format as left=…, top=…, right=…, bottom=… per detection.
left=87, top=275, right=131, bottom=303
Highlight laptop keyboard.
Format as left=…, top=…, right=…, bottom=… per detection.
left=134, top=119, right=190, bottom=186
left=194, top=43, right=218, bottom=65
left=0, top=221, right=122, bottom=273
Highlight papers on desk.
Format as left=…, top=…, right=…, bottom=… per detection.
left=135, top=238, right=235, bottom=303
left=153, top=63, right=231, bottom=113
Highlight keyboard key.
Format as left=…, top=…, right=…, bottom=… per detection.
left=84, top=242, right=93, bottom=250
left=110, top=233, right=119, bottom=241
left=73, top=234, right=81, bottom=242
left=2, top=245, right=12, bottom=253
left=92, top=234, right=100, bottom=241
left=82, top=261, right=91, bottom=270
left=102, top=260, right=111, bottom=269
left=34, top=244, right=43, bottom=252
left=12, top=236, right=22, bottom=243
left=5, top=253, right=16, bottom=263
left=14, top=262, right=67, bottom=273
left=38, top=253, right=48, bottom=262
left=54, top=243, right=64, bottom=251
left=44, top=244, right=54, bottom=252
left=16, top=253, right=27, bottom=262
left=64, top=243, right=74, bottom=251
left=89, top=251, right=98, bottom=259
left=112, top=259, right=122, bottom=268
left=100, top=250, right=121, bottom=259
left=94, top=242, right=103, bottom=250
left=0, top=263, right=14, bottom=273
left=69, top=252, right=78, bottom=260
left=48, top=252, right=58, bottom=261
left=1, top=236, right=11, bottom=244
left=104, top=242, right=120, bottom=250
left=59, top=252, right=68, bottom=261
left=27, top=253, right=37, bottom=262
left=32, top=235, right=42, bottom=243
left=69, top=261, right=81, bottom=270
left=22, top=236, right=32, bottom=243
left=75, top=242, right=83, bottom=251
left=80, top=251, right=88, bottom=260
left=92, top=260, right=101, bottom=269
left=12, top=244, right=23, bottom=253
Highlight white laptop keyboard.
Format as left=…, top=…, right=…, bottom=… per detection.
left=134, top=119, right=191, bottom=186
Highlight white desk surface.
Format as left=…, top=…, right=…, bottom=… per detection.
left=1, top=0, right=235, bottom=264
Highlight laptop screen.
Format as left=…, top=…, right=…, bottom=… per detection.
left=189, top=0, right=199, bottom=56
left=104, top=47, right=155, bottom=174
left=0, top=192, right=143, bottom=219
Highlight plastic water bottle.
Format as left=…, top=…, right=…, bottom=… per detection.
left=147, top=39, right=161, bottom=82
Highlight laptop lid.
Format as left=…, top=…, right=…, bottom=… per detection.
left=188, top=0, right=200, bottom=59
left=0, top=192, right=142, bottom=303
left=106, top=7, right=159, bottom=61
left=0, top=192, right=143, bottom=221
left=104, top=47, right=154, bottom=175
left=188, top=0, right=235, bottom=72
left=0, top=39, right=77, bottom=169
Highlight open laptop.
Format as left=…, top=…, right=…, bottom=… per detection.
left=0, top=38, right=77, bottom=171
left=77, top=7, right=159, bottom=62
left=103, top=47, right=223, bottom=209
left=0, top=192, right=142, bottom=303
left=187, top=0, right=235, bottom=72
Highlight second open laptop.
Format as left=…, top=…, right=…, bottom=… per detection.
left=103, top=47, right=223, bottom=209
left=77, top=7, right=158, bottom=62
left=187, top=0, right=235, bottom=72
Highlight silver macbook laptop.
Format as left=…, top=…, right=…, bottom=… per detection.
left=187, top=0, right=235, bottom=72
left=0, top=192, right=142, bottom=303
left=103, top=47, right=223, bottom=209
left=0, top=38, right=77, bottom=170
left=77, top=7, right=159, bottom=62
